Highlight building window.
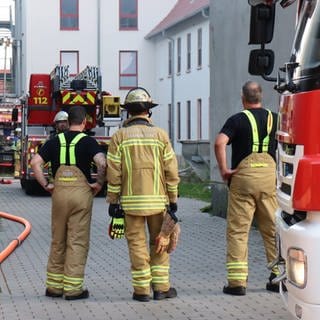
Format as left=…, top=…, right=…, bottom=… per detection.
left=197, top=28, right=202, bottom=68
left=119, top=51, right=138, bottom=89
left=177, top=37, right=181, bottom=74
left=197, top=99, right=202, bottom=139
left=119, top=0, right=138, bottom=30
left=60, top=0, right=79, bottom=30
left=177, top=102, right=181, bottom=140
left=168, top=104, right=172, bottom=140
left=187, top=100, right=191, bottom=139
left=168, top=41, right=173, bottom=76
left=187, top=33, right=191, bottom=71
left=60, top=51, right=79, bottom=75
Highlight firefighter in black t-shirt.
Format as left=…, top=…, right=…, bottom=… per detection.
left=214, top=81, right=279, bottom=296
left=31, top=106, right=106, bottom=300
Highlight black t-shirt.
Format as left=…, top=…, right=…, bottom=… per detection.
left=38, top=131, right=102, bottom=182
left=220, top=108, right=277, bottom=169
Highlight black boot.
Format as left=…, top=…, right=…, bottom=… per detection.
left=266, top=272, right=279, bottom=292
left=153, top=287, right=177, bottom=300
left=132, top=292, right=150, bottom=302
left=223, top=285, right=246, bottom=296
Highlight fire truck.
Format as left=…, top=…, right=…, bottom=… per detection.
left=0, top=102, right=21, bottom=176
left=20, top=65, right=121, bottom=195
left=248, top=0, right=320, bottom=319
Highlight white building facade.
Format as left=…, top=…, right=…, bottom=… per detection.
left=13, top=0, right=210, bottom=159
left=146, top=0, right=210, bottom=159
left=16, top=0, right=176, bottom=101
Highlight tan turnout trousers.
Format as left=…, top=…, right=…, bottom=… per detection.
left=125, top=212, right=170, bottom=295
left=226, top=153, right=278, bottom=288
left=46, top=165, right=93, bottom=297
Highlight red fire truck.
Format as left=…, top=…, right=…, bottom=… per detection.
left=20, top=65, right=120, bottom=195
left=248, top=0, right=320, bottom=319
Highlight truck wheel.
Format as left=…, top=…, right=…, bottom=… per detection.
left=20, top=178, right=26, bottom=189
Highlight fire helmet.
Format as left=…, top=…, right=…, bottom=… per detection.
left=122, top=87, right=158, bottom=113
left=53, top=111, right=68, bottom=123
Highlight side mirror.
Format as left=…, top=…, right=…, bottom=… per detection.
left=249, top=4, right=276, bottom=44
left=248, top=49, right=275, bottom=75
left=12, top=108, right=18, bottom=122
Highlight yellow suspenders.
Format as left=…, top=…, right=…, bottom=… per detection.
left=242, top=109, right=273, bottom=153
left=58, top=133, right=86, bottom=165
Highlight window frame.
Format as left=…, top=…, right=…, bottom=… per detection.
left=197, top=98, right=202, bottom=140
left=197, top=28, right=202, bottom=68
left=119, top=50, right=138, bottom=90
left=168, top=41, right=173, bottom=76
left=187, top=33, right=191, bottom=72
left=186, top=100, right=191, bottom=140
left=60, top=0, right=79, bottom=31
left=119, top=0, right=138, bottom=30
left=60, top=50, right=79, bottom=76
left=177, top=102, right=181, bottom=140
left=177, top=37, right=181, bottom=74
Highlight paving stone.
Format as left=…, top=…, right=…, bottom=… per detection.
left=0, top=180, right=293, bottom=320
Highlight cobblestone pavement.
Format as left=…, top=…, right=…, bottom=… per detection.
left=0, top=180, right=293, bottom=320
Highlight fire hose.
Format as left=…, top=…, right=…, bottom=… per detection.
left=0, top=211, right=32, bottom=264
left=0, top=211, right=31, bottom=293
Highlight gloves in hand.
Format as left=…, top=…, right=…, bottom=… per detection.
left=169, top=202, right=178, bottom=214
left=108, top=216, right=125, bottom=239
left=108, top=203, right=122, bottom=217
left=155, top=232, right=170, bottom=254
left=167, top=223, right=181, bottom=254
left=108, top=204, right=125, bottom=239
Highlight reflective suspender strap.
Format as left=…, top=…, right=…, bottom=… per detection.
left=58, top=133, right=87, bottom=165
left=69, top=133, right=86, bottom=165
left=242, top=109, right=273, bottom=153
left=263, top=110, right=273, bottom=152
left=58, top=133, right=67, bottom=164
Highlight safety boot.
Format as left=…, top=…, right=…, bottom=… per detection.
left=45, top=288, right=63, bottom=298
left=153, top=287, right=177, bottom=300
left=65, top=289, right=89, bottom=300
left=266, top=272, right=279, bottom=292
left=223, top=285, right=246, bottom=296
left=132, top=292, right=150, bottom=302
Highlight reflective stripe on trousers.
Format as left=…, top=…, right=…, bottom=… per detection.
left=125, top=213, right=170, bottom=295
left=226, top=153, right=278, bottom=287
left=46, top=165, right=93, bottom=296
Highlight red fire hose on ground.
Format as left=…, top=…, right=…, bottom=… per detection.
left=0, top=211, right=31, bottom=293
left=0, top=211, right=32, bottom=264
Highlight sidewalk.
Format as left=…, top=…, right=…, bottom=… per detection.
left=0, top=180, right=292, bottom=320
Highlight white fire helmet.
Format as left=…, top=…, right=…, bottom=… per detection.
left=53, top=111, right=68, bottom=122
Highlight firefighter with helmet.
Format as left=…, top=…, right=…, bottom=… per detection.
left=106, top=87, right=180, bottom=302
left=50, top=111, right=69, bottom=138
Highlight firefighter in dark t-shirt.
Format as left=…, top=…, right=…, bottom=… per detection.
left=214, top=81, right=279, bottom=296
left=31, top=106, right=106, bottom=300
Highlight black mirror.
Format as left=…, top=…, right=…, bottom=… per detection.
left=249, top=4, right=275, bottom=44
left=249, top=49, right=275, bottom=75
left=12, top=108, right=18, bottom=122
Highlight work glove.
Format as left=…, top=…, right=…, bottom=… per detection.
left=169, top=202, right=178, bottom=214
left=108, top=204, right=125, bottom=239
left=108, top=203, right=121, bottom=218
left=155, top=207, right=179, bottom=254
left=167, top=223, right=181, bottom=254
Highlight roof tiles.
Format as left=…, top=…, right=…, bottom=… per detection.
left=146, top=0, right=209, bottom=39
